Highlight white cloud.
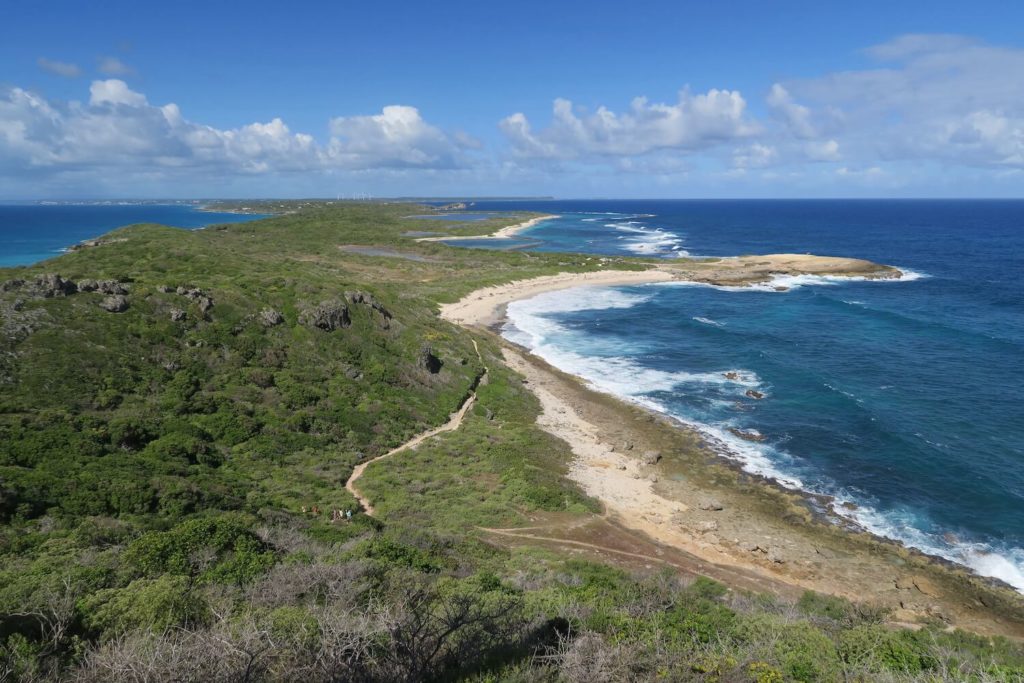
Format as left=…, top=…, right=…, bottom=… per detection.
left=782, top=34, right=1024, bottom=168
left=0, top=82, right=470, bottom=181
left=500, top=88, right=758, bottom=161
left=733, top=143, right=777, bottom=169
left=89, top=79, right=148, bottom=107
left=98, top=56, right=136, bottom=77
left=766, top=84, right=816, bottom=139
left=327, top=105, right=474, bottom=169
left=37, top=57, right=82, bottom=78
left=805, top=139, right=841, bottom=162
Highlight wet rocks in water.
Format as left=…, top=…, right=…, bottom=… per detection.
left=419, top=345, right=442, bottom=374
left=641, top=450, right=662, bottom=465
left=745, top=389, right=765, bottom=400
left=699, top=498, right=724, bottom=511
left=300, top=300, right=351, bottom=331
left=99, top=295, right=129, bottom=313
left=728, top=427, right=767, bottom=442
left=169, top=308, right=186, bottom=322
left=259, top=308, right=285, bottom=327
left=724, top=371, right=739, bottom=380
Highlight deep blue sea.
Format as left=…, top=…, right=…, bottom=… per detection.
left=0, top=204, right=268, bottom=267
left=443, top=200, right=1024, bottom=591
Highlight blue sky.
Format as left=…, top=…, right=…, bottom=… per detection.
left=3, top=0, right=1024, bottom=198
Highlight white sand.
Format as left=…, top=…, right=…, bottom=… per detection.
left=439, top=268, right=676, bottom=327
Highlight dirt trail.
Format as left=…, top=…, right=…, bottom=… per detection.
left=345, top=340, right=486, bottom=516
left=479, top=521, right=802, bottom=599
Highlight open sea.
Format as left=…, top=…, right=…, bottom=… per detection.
left=0, top=203, right=267, bottom=267
left=446, top=199, right=1024, bottom=591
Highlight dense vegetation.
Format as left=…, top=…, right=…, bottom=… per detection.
left=2, top=203, right=1022, bottom=681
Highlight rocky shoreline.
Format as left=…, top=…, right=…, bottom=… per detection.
left=440, top=260, right=1024, bottom=639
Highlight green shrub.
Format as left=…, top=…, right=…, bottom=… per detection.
left=839, top=624, right=936, bottom=674
left=80, top=575, right=209, bottom=635
left=125, top=515, right=274, bottom=585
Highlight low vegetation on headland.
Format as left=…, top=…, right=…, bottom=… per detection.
left=2, top=202, right=1023, bottom=681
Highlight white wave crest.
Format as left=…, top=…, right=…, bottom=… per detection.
left=830, top=499, right=1024, bottom=592
left=505, top=287, right=761, bottom=399
left=604, top=221, right=689, bottom=257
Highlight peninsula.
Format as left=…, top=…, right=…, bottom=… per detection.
left=2, top=202, right=1022, bottom=681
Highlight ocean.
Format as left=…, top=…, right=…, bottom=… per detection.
left=450, top=199, right=1024, bottom=592
left=0, top=203, right=268, bottom=267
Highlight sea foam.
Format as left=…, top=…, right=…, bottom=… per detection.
left=604, top=219, right=689, bottom=257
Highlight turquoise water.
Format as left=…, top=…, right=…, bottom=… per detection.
left=457, top=200, right=1024, bottom=591
left=0, top=204, right=268, bottom=267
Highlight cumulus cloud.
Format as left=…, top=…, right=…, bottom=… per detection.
left=98, top=56, right=136, bottom=77
left=0, top=81, right=471, bottom=182
left=327, top=105, right=475, bottom=169
left=37, top=57, right=82, bottom=78
left=89, top=79, right=147, bottom=107
left=500, top=89, right=758, bottom=161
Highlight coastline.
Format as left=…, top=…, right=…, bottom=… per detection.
left=415, top=213, right=561, bottom=242
left=439, top=267, right=676, bottom=327
left=441, top=261, right=1024, bottom=638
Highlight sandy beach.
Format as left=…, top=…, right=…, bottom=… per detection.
left=439, top=267, right=676, bottom=327
left=415, top=214, right=561, bottom=242
left=440, top=259, right=1024, bottom=638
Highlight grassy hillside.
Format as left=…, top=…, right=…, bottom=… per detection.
left=1, top=203, right=1022, bottom=681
